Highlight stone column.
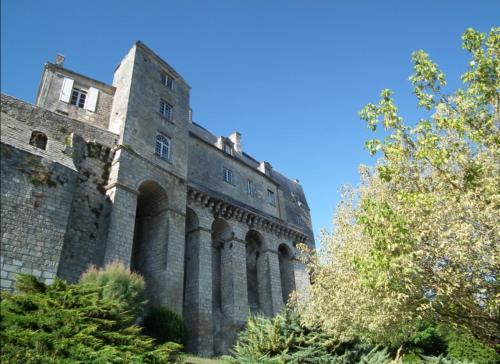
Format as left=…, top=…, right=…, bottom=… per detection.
left=293, top=259, right=310, bottom=302
left=103, top=185, right=138, bottom=266
left=163, top=209, right=186, bottom=314
left=184, top=226, right=214, bottom=356
left=258, top=250, right=284, bottom=316
left=220, top=238, right=248, bottom=353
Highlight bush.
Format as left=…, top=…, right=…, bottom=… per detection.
left=0, top=274, right=181, bottom=363
left=80, top=261, right=147, bottom=322
left=400, top=324, right=499, bottom=363
left=445, top=330, right=498, bottom=364
left=401, top=323, right=448, bottom=360
left=142, top=306, right=185, bottom=344
left=225, top=309, right=390, bottom=363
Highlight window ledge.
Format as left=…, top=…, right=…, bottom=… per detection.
left=158, top=112, right=176, bottom=126
left=154, top=154, right=173, bottom=166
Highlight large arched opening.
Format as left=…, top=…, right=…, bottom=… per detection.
left=245, top=230, right=265, bottom=315
left=278, top=244, right=296, bottom=305
left=131, top=180, right=169, bottom=307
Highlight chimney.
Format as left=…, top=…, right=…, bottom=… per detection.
left=229, top=131, right=242, bottom=153
left=55, top=54, right=65, bottom=67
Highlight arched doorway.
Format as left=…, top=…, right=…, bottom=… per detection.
left=278, top=244, right=296, bottom=305
left=131, top=180, right=169, bottom=307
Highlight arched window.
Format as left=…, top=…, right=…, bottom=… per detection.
left=29, top=131, right=48, bottom=150
left=155, top=133, right=170, bottom=160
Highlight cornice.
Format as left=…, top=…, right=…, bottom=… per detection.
left=187, top=185, right=309, bottom=245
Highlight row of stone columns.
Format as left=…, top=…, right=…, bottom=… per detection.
left=184, top=204, right=302, bottom=356
left=101, top=180, right=307, bottom=357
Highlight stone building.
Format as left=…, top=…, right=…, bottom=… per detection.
left=0, top=42, right=314, bottom=356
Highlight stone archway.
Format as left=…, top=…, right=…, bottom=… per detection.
left=131, top=180, right=169, bottom=307
left=245, top=230, right=273, bottom=316
left=278, top=244, right=296, bottom=305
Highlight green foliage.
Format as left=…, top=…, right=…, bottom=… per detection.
left=298, top=26, right=499, bottom=348
left=445, top=331, right=498, bottom=364
left=80, top=261, right=147, bottom=322
left=403, top=324, right=447, bottom=358
left=400, top=324, right=499, bottom=363
left=0, top=273, right=182, bottom=363
left=225, top=310, right=391, bottom=363
left=142, top=306, right=185, bottom=344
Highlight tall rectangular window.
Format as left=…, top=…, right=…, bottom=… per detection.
left=161, top=72, right=175, bottom=90
left=247, top=180, right=255, bottom=196
left=295, top=214, right=302, bottom=226
left=267, top=189, right=276, bottom=205
left=160, top=99, right=173, bottom=120
left=223, top=167, right=233, bottom=185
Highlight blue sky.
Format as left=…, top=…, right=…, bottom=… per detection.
left=1, top=1, right=498, bottom=242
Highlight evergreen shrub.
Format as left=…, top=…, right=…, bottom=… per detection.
left=80, top=261, right=147, bottom=322
left=445, top=331, right=498, bottom=364
left=225, top=309, right=391, bottom=363
left=142, top=306, right=185, bottom=344
left=0, top=272, right=182, bottom=363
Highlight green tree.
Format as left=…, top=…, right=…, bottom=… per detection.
left=296, top=27, right=499, bottom=348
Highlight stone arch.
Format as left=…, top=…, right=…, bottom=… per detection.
left=278, top=243, right=296, bottom=305
left=211, top=218, right=231, bottom=311
left=131, top=180, right=169, bottom=307
left=245, top=229, right=272, bottom=315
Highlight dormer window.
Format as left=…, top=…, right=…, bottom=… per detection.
left=224, top=143, right=233, bottom=155
left=161, top=72, right=175, bottom=90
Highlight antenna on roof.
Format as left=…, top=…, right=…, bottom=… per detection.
left=55, top=54, right=65, bottom=67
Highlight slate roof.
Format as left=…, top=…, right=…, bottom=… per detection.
left=188, top=121, right=310, bottom=210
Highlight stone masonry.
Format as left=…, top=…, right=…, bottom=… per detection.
left=0, top=42, right=314, bottom=356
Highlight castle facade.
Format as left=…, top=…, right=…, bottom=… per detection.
left=0, top=42, right=313, bottom=355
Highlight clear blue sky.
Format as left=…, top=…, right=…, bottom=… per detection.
left=1, top=1, right=498, bottom=243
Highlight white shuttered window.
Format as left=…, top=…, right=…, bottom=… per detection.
left=59, top=77, right=74, bottom=102
left=84, top=87, right=99, bottom=112
left=60, top=77, right=99, bottom=112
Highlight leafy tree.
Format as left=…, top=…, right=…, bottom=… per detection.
left=296, top=27, right=499, bottom=348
